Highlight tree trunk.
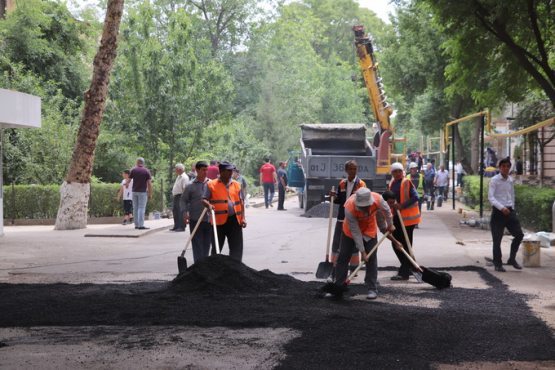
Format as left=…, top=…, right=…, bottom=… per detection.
left=55, top=0, right=125, bottom=230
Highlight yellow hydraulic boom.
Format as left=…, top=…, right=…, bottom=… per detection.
left=353, top=25, right=403, bottom=174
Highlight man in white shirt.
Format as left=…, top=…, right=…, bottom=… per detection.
left=171, top=163, right=189, bottom=232
left=488, top=157, right=524, bottom=272
left=434, top=165, right=449, bottom=202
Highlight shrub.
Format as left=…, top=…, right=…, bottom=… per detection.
left=3, top=183, right=165, bottom=220
left=462, top=175, right=555, bottom=231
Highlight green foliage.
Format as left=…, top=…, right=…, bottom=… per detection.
left=462, top=175, right=555, bottom=231
left=3, top=183, right=165, bottom=220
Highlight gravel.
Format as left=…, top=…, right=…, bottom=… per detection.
left=302, top=202, right=338, bottom=218
left=0, top=257, right=554, bottom=368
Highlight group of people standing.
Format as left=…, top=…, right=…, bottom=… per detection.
left=259, top=158, right=289, bottom=210
left=329, top=160, right=421, bottom=300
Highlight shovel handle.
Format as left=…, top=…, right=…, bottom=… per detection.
left=325, top=186, right=336, bottom=259
left=210, top=208, right=221, bottom=254
left=396, top=209, right=416, bottom=259
left=181, top=207, right=208, bottom=257
left=398, top=247, right=423, bottom=273
left=346, top=231, right=390, bottom=283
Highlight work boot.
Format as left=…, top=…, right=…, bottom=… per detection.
left=507, top=259, right=522, bottom=270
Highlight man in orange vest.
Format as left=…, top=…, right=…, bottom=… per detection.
left=387, top=162, right=421, bottom=280
left=333, top=187, right=401, bottom=300
left=329, top=160, right=366, bottom=276
left=203, top=161, right=247, bottom=261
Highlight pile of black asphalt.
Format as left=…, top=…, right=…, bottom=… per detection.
left=0, top=255, right=554, bottom=369
left=302, top=202, right=339, bottom=218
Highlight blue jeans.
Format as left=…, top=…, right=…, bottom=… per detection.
left=132, top=192, right=148, bottom=227
left=263, top=183, right=275, bottom=208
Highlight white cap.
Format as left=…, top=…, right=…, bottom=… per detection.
left=355, top=187, right=373, bottom=207
left=390, top=162, right=404, bottom=173
left=409, top=162, right=418, bottom=169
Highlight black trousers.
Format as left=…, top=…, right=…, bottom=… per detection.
left=335, top=233, right=378, bottom=291
left=392, top=215, right=415, bottom=277
left=172, top=194, right=184, bottom=229
left=211, top=215, right=243, bottom=261
left=490, top=208, right=524, bottom=266
left=278, top=184, right=286, bottom=210
left=189, top=219, right=213, bottom=263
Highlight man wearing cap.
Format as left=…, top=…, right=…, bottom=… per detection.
left=333, top=187, right=400, bottom=300
left=406, top=162, right=424, bottom=213
left=388, top=162, right=421, bottom=280
left=203, top=161, right=247, bottom=261
left=128, top=157, right=152, bottom=230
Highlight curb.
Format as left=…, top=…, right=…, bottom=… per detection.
left=84, top=224, right=172, bottom=238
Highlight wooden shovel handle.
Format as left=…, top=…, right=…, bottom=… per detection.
left=398, top=247, right=423, bottom=273
left=396, top=209, right=416, bottom=259
left=210, top=208, right=221, bottom=254
left=324, top=186, right=336, bottom=260
left=346, top=231, right=390, bottom=283
left=181, top=207, right=208, bottom=257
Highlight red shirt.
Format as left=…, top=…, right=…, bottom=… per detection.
left=206, top=165, right=219, bottom=180
left=259, top=163, right=276, bottom=183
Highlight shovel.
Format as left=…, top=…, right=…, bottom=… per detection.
left=398, top=248, right=452, bottom=289
left=395, top=209, right=423, bottom=283
left=177, top=207, right=208, bottom=274
left=321, top=232, right=390, bottom=296
left=316, top=186, right=335, bottom=279
left=210, top=208, right=221, bottom=254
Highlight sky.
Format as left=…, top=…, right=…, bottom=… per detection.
left=356, top=0, right=396, bottom=23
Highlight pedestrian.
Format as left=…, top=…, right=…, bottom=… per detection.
left=277, top=161, right=288, bottom=211
left=434, top=165, right=449, bottom=203
left=406, top=162, right=424, bottom=213
left=171, top=163, right=189, bottom=232
left=117, top=169, right=133, bottom=225
left=187, top=163, right=197, bottom=181
left=232, top=168, right=248, bottom=203
left=181, top=161, right=213, bottom=263
left=129, top=157, right=152, bottom=230
left=329, top=160, right=366, bottom=276
left=488, top=157, right=524, bottom=272
left=387, top=162, right=421, bottom=280
left=423, top=163, right=436, bottom=210
left=206, top=160, right=220, bottom=180
left=259, top=158, right=277, bottom=209
left=332, top=187, right=401, bottom=300
left=203, top=161, right=247, bottom=261
left=455, top=160, right=465, bottom=187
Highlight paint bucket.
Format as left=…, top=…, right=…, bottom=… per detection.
left=522, top=240, right=541, bottom=267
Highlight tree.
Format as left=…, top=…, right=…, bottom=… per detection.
left=55, top=0, right=124, bottom=230
left=422, top=0, right=555, bottom=107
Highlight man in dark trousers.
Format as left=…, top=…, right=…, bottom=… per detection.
left=488, top=157, right=524, bottom=272
left=181, top=161, right=212, bottom=263
left=203, top=161, right=247, bottom=261
left=387, top=162, right=421, bottom=280
left=277, top=161, right=288, bottom=210
left=171, top=163, right=189, bottom=232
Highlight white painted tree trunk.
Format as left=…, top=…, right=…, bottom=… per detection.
left=54, top=182, right=90, bottom=230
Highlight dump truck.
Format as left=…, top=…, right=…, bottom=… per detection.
left=298, top=123, right=386, bottom=211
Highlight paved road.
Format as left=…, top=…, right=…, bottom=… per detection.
left=0, top=196, right=554, bottom=369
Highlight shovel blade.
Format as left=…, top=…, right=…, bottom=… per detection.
left=177, top=256, right=188, bottom=274
left=422, top=267, right=452, bottom=289
left=315, top=261, right=334, bottom=279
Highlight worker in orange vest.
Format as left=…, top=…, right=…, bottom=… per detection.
left=333, top=187, right=401, bottom=300
left=387, top=162, right=421, bottom=280
left=203, top=161, right=247, bottom=261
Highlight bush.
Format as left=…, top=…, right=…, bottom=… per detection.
left=3, top=183, right=165, bottom=220
left=463, top=175, right=555, bottom=231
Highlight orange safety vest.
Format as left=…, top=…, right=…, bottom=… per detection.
left=207, top=179, right=244, bottom=225
left=389, top=178, right=421, bottom=226
left=342, top=192, right=383, bottom=239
